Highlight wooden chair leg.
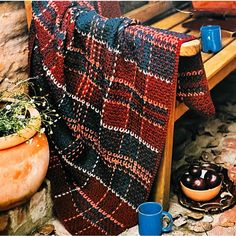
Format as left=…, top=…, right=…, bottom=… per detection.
left=150, top=102, right=176, bottom=211
left=24, top=0, right=32, bottom=29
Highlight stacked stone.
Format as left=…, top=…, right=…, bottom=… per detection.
left=0, top=180, right=53, bottom=235
left=0, top=4, right=52, bottom=233
left=0, top=1, right=28, bottom=94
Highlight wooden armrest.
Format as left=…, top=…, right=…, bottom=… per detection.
left=24, top=1, right=200, bottom=56
left=180, top=39, right=200, bottom=56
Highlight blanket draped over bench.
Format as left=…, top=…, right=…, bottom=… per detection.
left=29, top=1, right=215, bottom=234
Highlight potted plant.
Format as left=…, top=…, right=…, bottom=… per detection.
left=0, top=78, right=57, bottom=211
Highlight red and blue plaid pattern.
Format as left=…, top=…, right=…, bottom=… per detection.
left=29, top=1, right=215, bottom=235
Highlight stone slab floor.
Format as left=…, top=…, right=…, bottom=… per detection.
left=33, top=71, right=236, bottom=236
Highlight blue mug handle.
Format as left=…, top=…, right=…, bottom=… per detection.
left=161, top=211, right=173, bottom=233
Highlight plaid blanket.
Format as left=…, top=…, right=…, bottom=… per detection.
left=29, top=1, right=215, bottom=235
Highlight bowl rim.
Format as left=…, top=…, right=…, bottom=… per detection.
left=180, top=180, right=222, bottom=192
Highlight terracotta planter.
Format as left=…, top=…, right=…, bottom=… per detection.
left=0, top=104, right=49, bottom=211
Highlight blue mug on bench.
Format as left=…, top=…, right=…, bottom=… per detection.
left=138, top=202, right=173, bottom=236
left=200, top=25, right=222, bottom=53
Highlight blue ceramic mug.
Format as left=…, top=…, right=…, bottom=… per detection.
left=200, top=25, right=222, bottom=53
left=138, top=202, right=173, bottom=236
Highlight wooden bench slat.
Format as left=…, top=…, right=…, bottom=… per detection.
left=175, top=103, right=189, bottom=121
left=168, top=18, right=194, bottom=34
left=165, top=16, right=236, bottom=62
left=151, top=10, right=190, bottom=30
left=166, top=18, right=235, bottom=64
left=152, top=16, right=200, bottom=57
left=207, top=56, right=236, bottom=91
left=124, top=2, right=172, bottom=23
left=204, top=39, right=236, bottom=81
left=202, top=37, right=235, bottom=63
left=169, top=23, right=235, bottom=63
left=169, top=24, right=189, bottom=34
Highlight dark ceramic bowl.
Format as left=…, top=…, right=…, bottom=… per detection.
left=180, top=180, right=222, bottom=202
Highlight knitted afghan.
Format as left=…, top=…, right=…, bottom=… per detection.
left=29, top=1, right=215, bottom=235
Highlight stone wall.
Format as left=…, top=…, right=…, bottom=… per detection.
left=0, top=3, right=53, bottom=235
left=0, top=1, right=28, bottom=94
left=0, top=180, right=53, bottom=235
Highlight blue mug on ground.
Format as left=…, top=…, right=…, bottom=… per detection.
left=138, top=202, right=173, bottom=236
left=200, top=25, right=222, bottom=53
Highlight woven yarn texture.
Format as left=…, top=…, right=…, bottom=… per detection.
left=29, top=1, right=215, bottom=235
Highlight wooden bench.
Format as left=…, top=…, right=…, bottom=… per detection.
left=24, top=1, right=236, bottom=210
left=126, top=3, right=236, bottom=210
